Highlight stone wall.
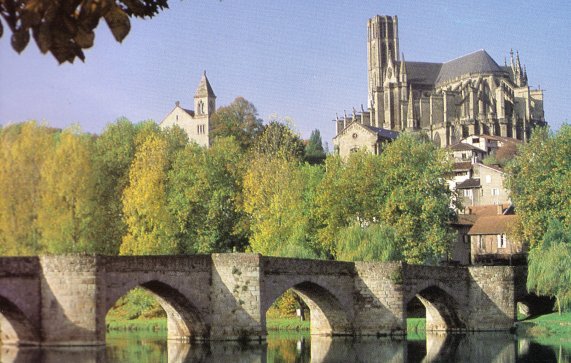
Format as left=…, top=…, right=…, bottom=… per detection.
left=39, top=255, right=104, bottom=346
left=0, top=254, right=527, bottom=346
left=0, top=257, right=41, bottom=345
left=466, top=266, right=516, bottom=330
left=210, top=254, right=263, bottom=340
left=352, top=262, right=405, bottom=335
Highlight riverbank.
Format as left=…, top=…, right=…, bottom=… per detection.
left=516, top=312, right=571, bottom=348
left=106, top=317, right=309, bottom=333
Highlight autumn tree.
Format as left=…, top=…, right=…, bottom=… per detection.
left=243, top=157, right=323, bottom=258
left=120, top=131, right=178, bottom=255
left=506, top=125, right=571, bottom=248
left=167, top=137, right=249, bottom=253
left=210, top=97, right=264, bottom=150
left=0, top=122, right=55, bottom=255
left=1, top=0, right=168, bottom=63
left=37, top=127, right=98, bottom=253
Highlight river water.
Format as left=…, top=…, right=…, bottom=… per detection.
left=1, top=331, right=569, bottom=362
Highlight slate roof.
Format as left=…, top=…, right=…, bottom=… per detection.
left=361, top=124, right=400, bottom=140
left=405, top=49, right=506, bottom=87
left=405, top=61, right=442, bottom=86
left=468, top=215, right=517, bottom=235
left=182, top=108, right=195, bottom=116
left=436, top=50, right=504, bottom=85
left=456, top=178, right=481, bottom=189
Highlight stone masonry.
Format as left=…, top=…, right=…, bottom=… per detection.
left=0, top=254, right=526, bottom=346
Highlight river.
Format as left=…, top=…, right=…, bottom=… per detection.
left=1, top=331, right=569, bottom=362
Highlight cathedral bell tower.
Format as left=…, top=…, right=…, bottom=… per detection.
left=368, top=15, right=400, bottom=128
left=194, top=71, right=216, bottom=117
left=368, top=16, right=400, bottom=108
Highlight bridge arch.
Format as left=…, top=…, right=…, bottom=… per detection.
left=407, top=285, right=466, bottom=332
left=106, top=280, right=208, bottom=341
left=264, top=280, right=352, bottom=336
left=0, top=295, right=39, bottom=345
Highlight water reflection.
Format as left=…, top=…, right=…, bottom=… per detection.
left=1, top=332, right=569, bottom=362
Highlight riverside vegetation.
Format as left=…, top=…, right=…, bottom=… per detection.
left=0, top=109, right=569, bottom=338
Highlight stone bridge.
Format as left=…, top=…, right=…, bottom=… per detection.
left=0, top=254, right=526, bottom=346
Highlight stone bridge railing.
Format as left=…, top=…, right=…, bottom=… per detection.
left=0, top=254, right=526, bottom=346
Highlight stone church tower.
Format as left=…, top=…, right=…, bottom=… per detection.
left=160, top=71, right=216, bottom=147
left=334, top=14, right=546, bottom=156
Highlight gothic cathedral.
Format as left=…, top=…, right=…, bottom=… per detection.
left=333, top=15, right=546, bottom=157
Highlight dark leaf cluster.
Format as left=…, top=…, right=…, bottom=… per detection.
left=0, top=0, right=168, bottom=63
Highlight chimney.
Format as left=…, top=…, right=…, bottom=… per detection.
left=497, top=204, right=503, bottom=215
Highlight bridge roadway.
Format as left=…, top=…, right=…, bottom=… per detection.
left=0, top=254, right=527, bottom=346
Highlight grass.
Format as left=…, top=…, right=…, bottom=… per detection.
left=106, top=317, right=167, bottom=333
left=266, top=317, right=310, bottom=331
left=516, top=311, right=571, bottom=342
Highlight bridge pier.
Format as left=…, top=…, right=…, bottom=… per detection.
left=210, top=254, right=264, bottom=340
left=39, top=255, right=105, bottom=346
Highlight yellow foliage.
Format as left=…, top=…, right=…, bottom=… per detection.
left=0, top=122, right=55, bottom=255
left=120, top=133, right=176, bottom=255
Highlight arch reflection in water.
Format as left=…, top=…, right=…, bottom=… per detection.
left=2, top=333, right=570, bottom=362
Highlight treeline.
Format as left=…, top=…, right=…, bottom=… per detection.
left=0, top=117, right=457, bottom=264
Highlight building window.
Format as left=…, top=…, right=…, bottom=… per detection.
left=485, top=175, right=492, bottom=183
left=197, top=124, right=205, bottom=135
left=497, top=234, right=506, bottom=248
left=463, top=189, right=472, bottom=197
left=491, top=188, right=499, bottom=196
left=478, top=235, right=484, bottom=250
left=472, top=137, right=479, bottom=143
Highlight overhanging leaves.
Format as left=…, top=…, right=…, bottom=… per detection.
left=0, top=0, right=168, bottom=63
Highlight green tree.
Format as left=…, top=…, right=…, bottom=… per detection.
left=304, top=129, right=326, bottom=165
left=167, top=136, right=249, bottom=253
left=315, top=133, right=456, bottom=263
left=378, top=133, right=456, bottom=264
left=527, top=219, right=571, bottom=315
left=0, top=122, right=55, bottom=255
left=37, top=127, right=98, bottom=253
left=506, top=125, right=571, bottom=248
left=91, top=118, right=139, bottom=254
left=315, top=150, right=384, bottom=255
left=251, top=121, right=305, bottom=162
left=120, top=132, right=177, bottom=255
left=335, top=223, right=402, bottom=262
left=1, top=0, right=168, bottom=63
left=210, top=97, right=264, bottom=150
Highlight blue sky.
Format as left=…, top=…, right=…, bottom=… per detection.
left=1, top=1, right=569, bottom=145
